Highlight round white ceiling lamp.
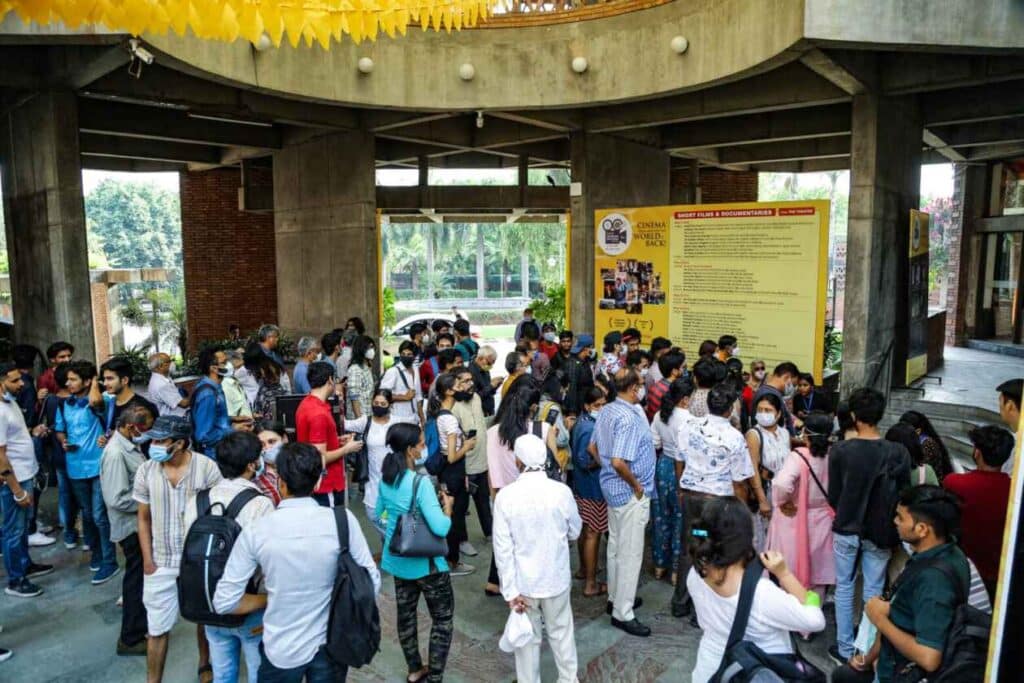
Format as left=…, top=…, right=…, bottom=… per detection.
left=459, top=63, right=476, bottom=81
left=571, top=56, right=588, bottom=74
left=253, top=33, right=273, bottom=51
left=357, top=57, right=374, bottom=74
left=671, top=35, right=689, bottom=54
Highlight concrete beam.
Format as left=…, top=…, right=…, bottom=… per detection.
left=61, top=45, right=131, bottom=89
left=78, top=98, right=282, bottom=149
left=799, top=48, right=874, bottom=95
left=660, top=103, right=851, bottom=150
left=750, top=156, right=851, bottom=173
left=365, top=111, right=461, bottom=132
left=923, top=81, right=1024, bottom=126
left=485, top=110, right=583, bottom=133
left=79, top=133, right=223, bottom=165
left=84, top=64, right=360, bottom=129
left=377, top=185, right=569, bottom=211
left=586, top=62, right=849, bottom=132
left=964, top=142, right=1024, bottom=162
left=716, top=136, right=850, bottom=165
left=922, top=128, right=967, bottom=163
left=79, top=155, right=188, bottom=173
left=881, top=53, right=1024, bottom=95
left=927, top=118, right=1024, bottom=149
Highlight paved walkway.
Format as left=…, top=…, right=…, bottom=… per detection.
left=914, top=346, right=1024, bottom=412
left=3, top=496, right=835, bottom=682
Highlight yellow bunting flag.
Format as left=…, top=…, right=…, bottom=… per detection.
left=0, top=0, right=494, bottom=46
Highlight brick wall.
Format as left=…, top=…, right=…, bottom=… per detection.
left=90, top=283, right=111, bottom=363
left=180, top=167, right=277, bottom=351
left=670, top=168, right=759, bottom=204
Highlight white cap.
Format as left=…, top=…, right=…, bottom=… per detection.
left=499, top=609, right=537, bottom=652
left=513, top=433, right=547, bottom=470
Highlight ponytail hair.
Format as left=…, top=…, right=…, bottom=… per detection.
left=427, top=373, right=457, bottom=419
left=660, top=376, right=695, bottom=425
left=381, top=422, right=422, bottom=486
left=803, top=411, right=834, bottom=458
left=687, top=496, right=754, bottom=578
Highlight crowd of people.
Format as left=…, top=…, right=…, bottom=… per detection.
left=0, top=315, right=1019, bottom=682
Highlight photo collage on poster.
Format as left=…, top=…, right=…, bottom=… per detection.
left=598, top=259, right=666, bottom=314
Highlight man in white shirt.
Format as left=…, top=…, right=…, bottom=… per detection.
left=183, top=431, right=275, bottom=683
left=671, top=384, right=756, bottom=621
left=381, top=341, right=423, bottom=426
left=492, top=434, right=582, bottom=683
left=214, top=442, right=381, bottom=681
left=0, top=362, right=53, bottom=599
left=146, top=353, right=188, bottom=417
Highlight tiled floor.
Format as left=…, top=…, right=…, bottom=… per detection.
left=3, top=497, right=836, bottom=682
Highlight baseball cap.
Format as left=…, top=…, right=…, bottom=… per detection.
left=138, top=415, right=191, bottom=442
left=603, top=331, right=622, bottom=347
left=571, top=333, right=594, bottom=355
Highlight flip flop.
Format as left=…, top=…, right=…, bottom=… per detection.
left=198, top=664, right=213, bottom=683
left=582, top=584, right=608, bottom=598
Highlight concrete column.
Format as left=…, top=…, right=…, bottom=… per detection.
left=0, top=91, right=95, bottom=361
left=569, top=133, right=670, bottom=333
left=273, top=129, right=379, bottom=338
left=949, top=163, right=989, bottom=345
left=841, top=93, right=922, bottom=395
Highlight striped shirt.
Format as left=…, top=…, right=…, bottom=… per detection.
left=593, top=397, right=657, bottom=507
left=133, top=452, right=222, bottom=569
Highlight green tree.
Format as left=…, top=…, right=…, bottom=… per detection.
left=85, top=179, right=182, bottom=280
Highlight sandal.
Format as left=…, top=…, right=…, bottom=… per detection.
left=653, top=568, right=667, bottom=580
left=582, top=583, right=608, bottom=598
left=198, top=664, right=213, bottom=683
left=408, top=667, right=430, bottom=683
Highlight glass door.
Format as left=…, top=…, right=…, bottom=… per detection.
left=984, top=232, right=1024, bottom=342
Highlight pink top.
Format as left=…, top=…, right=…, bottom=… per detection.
left=487, top=421, right=550, bottom=490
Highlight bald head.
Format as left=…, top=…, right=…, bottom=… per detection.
left=148, top=352, right=172, bottom=375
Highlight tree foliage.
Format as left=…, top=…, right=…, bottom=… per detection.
left=85, top=178, right=182, bottom=280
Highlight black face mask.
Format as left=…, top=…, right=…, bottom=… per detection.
left=454, top=390, right=473, bottom=402
left=371, top=405, right=389, bottom=418
left=399, top=356, right=414, bottom=368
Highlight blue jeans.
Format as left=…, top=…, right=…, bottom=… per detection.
left=257, top=645, right=346, bottom=683
left=651, top=456, right=683, bottom=571
left=207, top=611, right=264, bottom=683
left=68, top=476, right=117, bottom=571
left=1, top=478, right=33, bottom=584
left=833, top=532, right=891, bottom=659
left=56, top=466, right=80, bottom=545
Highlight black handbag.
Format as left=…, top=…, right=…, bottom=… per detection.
left=346, top=418, right=372, bottom=485
left=388, top=474, right=449, bottom=558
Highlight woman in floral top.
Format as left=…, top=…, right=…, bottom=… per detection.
left=346, top=335, right=377, bottom=419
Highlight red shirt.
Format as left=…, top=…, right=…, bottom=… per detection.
left=539, top=342, right=559, bottom=360
left=645, top=378, right=671, bottom=422
left=38, top=367, right=58, bottom=395
left=296, top=394, right=345, bottom=493
left=943, top=470, right=1011, bottom=581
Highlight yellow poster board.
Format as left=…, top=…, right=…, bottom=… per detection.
left=595, top=201, right=830, bottom=379
left=906, top=210, right=930, bottom=385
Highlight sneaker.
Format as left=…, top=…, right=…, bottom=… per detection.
left=26, top=563, right=54, bottom=579
left=116, top=639, right=147, bottom=657
left=64, top=540, right=78, bottom=550
left=4, top=578, right=43, bottom=598
left=28, top=532, right=56, bottom=547
left=92, top=566, right=121, bottom=586
left=37, top=523, right=55, bottom=534
left=459, top=541, right=479, bottom=557
left=89, top=561, right=100, bottom=572
left=449, top=562, right=476, bottom=577
left=0, top=647, right=12, bottom=663
left=81, top=544, right=90, bottom=552
left=828, top=645, right=846, bottom=666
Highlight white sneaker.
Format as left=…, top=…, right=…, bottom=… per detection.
left=37, top=523, right=54, bottom=534
left=28, top=532, right=56, bottom=547
left=64, top=541, right=78, bottom=550
left=459, top=541, right=478, bottom=557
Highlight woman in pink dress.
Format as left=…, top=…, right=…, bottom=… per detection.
left=766, top=412, right=836, bottom=605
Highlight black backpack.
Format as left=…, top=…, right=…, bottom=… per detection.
left=325, top=506, right=381, bottom=668
left=891, top=559, right=989, bottom=683
left=861, top=442, right=908, bottom=550
left=178, top=488, right=261, bottom=627
left=711, top=558, right=826, bottom=683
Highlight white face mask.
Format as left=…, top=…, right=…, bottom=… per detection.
left=524, top=366, right=532, bottom=375
left=755, top=412, right=777, bottom=428
left=784, top=380, right=796, bottom=398
left=731, top=347, right=741, bottom=358
left=753, top=369, right=766, bottom=381
left=365, top=348, right=376, bottom=361
left=543, top=332, right=557, bottom=343
left=640, top=367, right=649, bottom=378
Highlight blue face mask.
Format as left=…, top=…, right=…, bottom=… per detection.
left=2, top=391, right=14, bottom=403
left=263, top=442, right=282, bottom=466
left=254, top=456, right=266, bottom=478
left=131, top=433, right=149, bottom=445
left=148, top=444, right=173, bottom=463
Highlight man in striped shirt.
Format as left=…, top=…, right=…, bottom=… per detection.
left=134, top=415, right=222, bottom=682
left=644, top=351, right=685, bottom=422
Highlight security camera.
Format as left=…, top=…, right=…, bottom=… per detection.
left=129, top=39, right=154, bottom=65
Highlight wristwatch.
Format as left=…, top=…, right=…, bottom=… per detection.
left=0, top=469, right=12, bottom=478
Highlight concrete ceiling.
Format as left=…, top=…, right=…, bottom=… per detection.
left=3, top=43, right=1024, bottom=177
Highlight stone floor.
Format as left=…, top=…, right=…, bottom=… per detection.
left=914, top=346, right=1024, bottom=412
left=3, top=496, right=837, bottom=682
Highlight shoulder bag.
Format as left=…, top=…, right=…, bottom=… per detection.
left=389, top=473, right=449, bottom=558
